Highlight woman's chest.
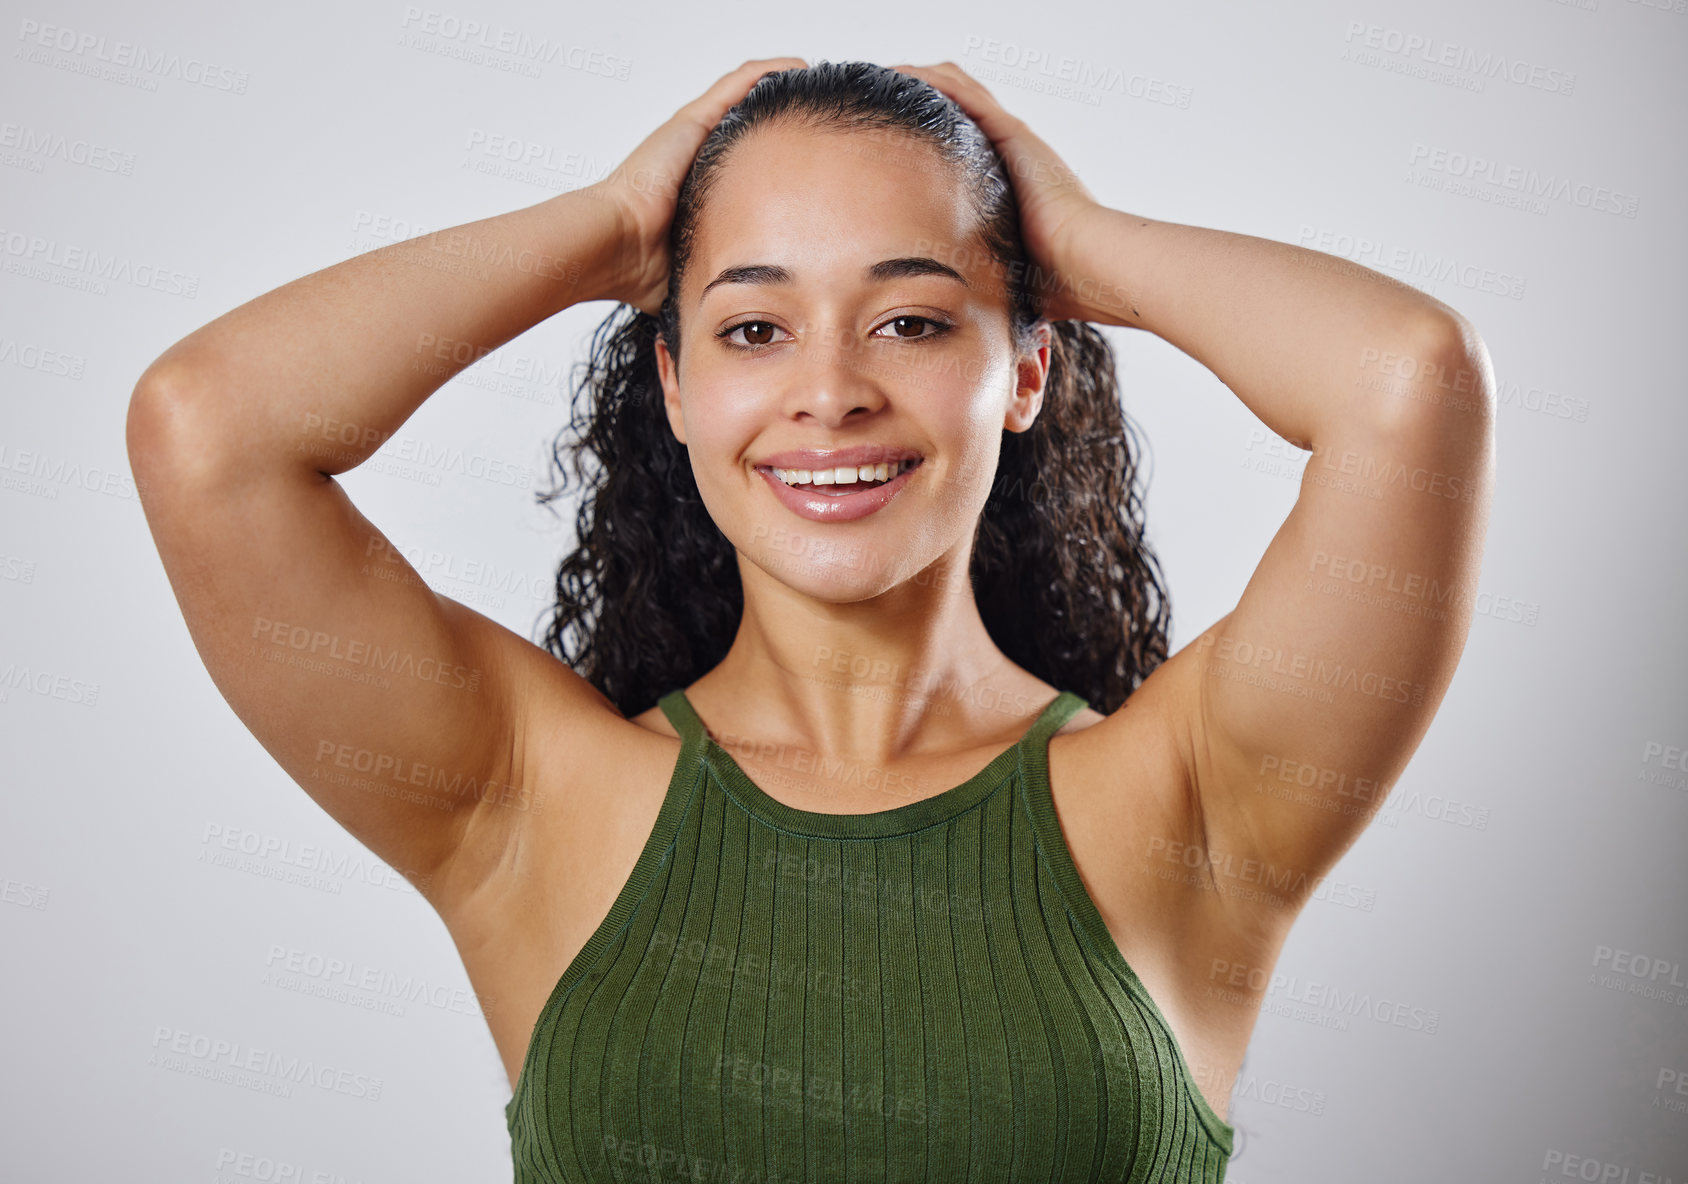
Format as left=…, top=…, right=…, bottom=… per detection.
left=501, top=776, right=1233, bottom=1181
left=467, top=711, right=1246, bottom=1158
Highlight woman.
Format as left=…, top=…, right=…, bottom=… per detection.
left=128, top=58, right=1493, bottom=1183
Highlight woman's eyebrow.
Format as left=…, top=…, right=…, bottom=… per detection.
left=697, top=256, right=971, bottom=303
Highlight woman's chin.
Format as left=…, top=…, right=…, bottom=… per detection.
left=744, top=544, right=923, bottom=603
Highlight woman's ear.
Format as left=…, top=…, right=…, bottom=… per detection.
left=655, top=333, right=687, bottom=446
left=1006, top=318, right=1054, bottom=434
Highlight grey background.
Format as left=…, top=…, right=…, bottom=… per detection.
left=2, top=0, right=1684, bottom=1180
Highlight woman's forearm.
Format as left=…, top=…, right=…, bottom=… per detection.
left=1057, top=208, right=1483, bottom=448
left=132, top=186, right=627, bottom=480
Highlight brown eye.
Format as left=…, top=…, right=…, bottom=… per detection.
left=719, top=320, right=789, bottom=349
left=873, top=316, right=952, bottom=341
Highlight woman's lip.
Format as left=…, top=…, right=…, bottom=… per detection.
left=754, top=459, right=923, bottom=523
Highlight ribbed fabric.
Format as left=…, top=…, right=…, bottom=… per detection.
left=506, top=688, right=1234, bottom=1183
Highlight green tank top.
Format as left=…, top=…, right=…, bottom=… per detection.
left=505, top=688, right=1234, bottom=1182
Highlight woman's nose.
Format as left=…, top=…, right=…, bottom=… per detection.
left=780, top=326, right=892, bottom=424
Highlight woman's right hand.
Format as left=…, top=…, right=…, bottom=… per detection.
left=588, top=57, right=808, bottom=315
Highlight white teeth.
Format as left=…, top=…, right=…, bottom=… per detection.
left=769, top=458, right=918, bottom=487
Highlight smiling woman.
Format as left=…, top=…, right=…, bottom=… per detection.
left=511, top=61, right=1225, bottom=1182
left=128, top=53, right=1492, bottom=1184
left=544, top=66, right=1170, bottom=717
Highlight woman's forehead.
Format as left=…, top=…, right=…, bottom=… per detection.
left=704, top=125, right=966, bottom=233
left=687, top=128, right=989, bottom=302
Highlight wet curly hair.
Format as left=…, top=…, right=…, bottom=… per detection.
left=534, top=60, right=1170, bottom=719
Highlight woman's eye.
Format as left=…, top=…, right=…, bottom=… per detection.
left=716, top=316, right=952, bottom=351
left=874, top=315, right=950, bottom=341
left=720, top=320, right=787, bottom=348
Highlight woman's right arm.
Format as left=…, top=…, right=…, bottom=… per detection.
left=126, top=58, right=801, bottom=919
left=124, top=184, right=638, bottom=913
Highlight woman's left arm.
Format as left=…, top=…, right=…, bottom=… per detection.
left=1070, top=209, right=1496, bottom=902
left=899, top=62, right=1496, bottom=905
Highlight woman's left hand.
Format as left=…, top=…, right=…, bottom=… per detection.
left=889, top=61, right=1105, bottom=322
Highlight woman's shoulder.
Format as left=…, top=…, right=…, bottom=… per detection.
left=625, top=698, right=681, bottom=739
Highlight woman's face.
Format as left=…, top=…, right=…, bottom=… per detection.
left=655, top=121, right=1050, bottom=603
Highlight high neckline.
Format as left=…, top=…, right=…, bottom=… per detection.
left=658, top=687, right=1089, bottom=839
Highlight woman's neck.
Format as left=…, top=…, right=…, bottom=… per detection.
left=688, top=569, right=1041, bottom=767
